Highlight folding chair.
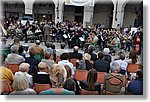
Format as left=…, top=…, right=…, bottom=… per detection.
left=74, top=70, right=88, bottom=81
left=80, top=89, right=99, bottom=95
left=97, top=72, right=106, bottom=84
left=33, top=83, right=51, bottom=94
left=8, top=64, right=20, bottom=74
left=0, top=80, right=12, bottom=95
left=126, top=64, right=141, bottom=81
left=126, top=64, right=141, bottom=73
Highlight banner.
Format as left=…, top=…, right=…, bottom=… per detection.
left=65, top=0, right=95, bottom=6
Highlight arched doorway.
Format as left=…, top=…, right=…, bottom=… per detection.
left=123, top=0, right=143, bottom=28
left=33, top=0, right=55, bottom=22
left=64, top=5, right=84, bottom=23
left=93, top=0, right=114, bottom=28
left=2, top=0, right=25, bottom=20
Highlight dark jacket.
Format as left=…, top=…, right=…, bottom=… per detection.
left=33, top=73, right=52, bottom=87
left=69, top=52, right=83, bottom=60
left=85, top=60, right=93, bottom=71
left=94, top=59, right=109, bottom=72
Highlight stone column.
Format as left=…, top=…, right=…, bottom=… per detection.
left=112, top=0, right=127, bottom=28
left=83, top=6, right=94, bottom=28
left=0, top=0, right=3, bottom=22
left=23, top=0, right=34, bottom=14
left=53, top=0, right=64, bottom=24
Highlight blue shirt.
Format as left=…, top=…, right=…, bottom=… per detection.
left=39, top=89, right=75, bottom=95
left=127, top=79, right=143, bottom=95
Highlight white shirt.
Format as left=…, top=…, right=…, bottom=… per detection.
left=58, top=60, right=75, bottom=76
left=115, top=60, right=128, bottom=70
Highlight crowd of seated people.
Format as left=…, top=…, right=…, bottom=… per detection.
left=0, top=35, right=143, bottom=95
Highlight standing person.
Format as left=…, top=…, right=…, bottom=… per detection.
left=43, top=23, right=51, bottom=43
left=39, top=64, right=75, bottom=95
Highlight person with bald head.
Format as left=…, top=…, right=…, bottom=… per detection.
left=69, top=46, right=83, bottom=60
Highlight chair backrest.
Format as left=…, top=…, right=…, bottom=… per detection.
left=0, top=80, right=12, bottom=94
left=80, top=89, right=99, bottom=95
left=8, top=64, right=20, bottom=74
left=97, top=72, right=106, bottom=84
left=74, top=70, right=88, bottom=81
left=126, top=64, right=141, bottom=73
left=34, top=83, right=51, bottom=94
left=69, top=58, right=78, bottom=67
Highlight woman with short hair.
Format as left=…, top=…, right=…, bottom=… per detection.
left=9, top=73, right=36, bottom=95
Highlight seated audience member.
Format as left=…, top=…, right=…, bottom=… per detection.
left=41, top=50, right=55, bottom=69
left=115, top=53, right=128, bottom=75
left=9, top=73, right=36, bottom=95
left=39, top=64, right=75, bottom=95
left=69, top=46, right=83, bottom=60
left=64, top=65, right=72, bottom=79
left=126, top=48, right=139, bottom=64
left=87, top=45, right=97, bottom=62
left=103, top=48, right=112, bottom=73
left=127, top=69, right=143, bottom=95
left=80, top=69, right=101, bottom=94
left=33, top=62, right=52, bottom=86
left=15, top=63, right=33, bottom=87
left=58, top=53, right=74, bottom=76
left=5, top=45, right=25, bottom=64
left=25, top=47, right=39, bottom=75
left=94, top=51, right=109, bottom=72
left=76, top=53, right=93, bottom=70
left=0, top=53, right=14, bottom=85
left=11, top=37, right=24, bottom=56
left=0, top=66, right=14, bottom=85
left=63, top=78, right=76, bottom=94
left=30, top=40, right=44, bottom=61
left=64, top=65, right=80, bottom=95
left=103, top=61, right=123, bottom=94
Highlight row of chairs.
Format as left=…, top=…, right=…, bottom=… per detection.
left=0, top=80, right=99, bottom=95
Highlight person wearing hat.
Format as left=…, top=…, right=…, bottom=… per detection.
left=39, top=64, right=75, bottom=95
